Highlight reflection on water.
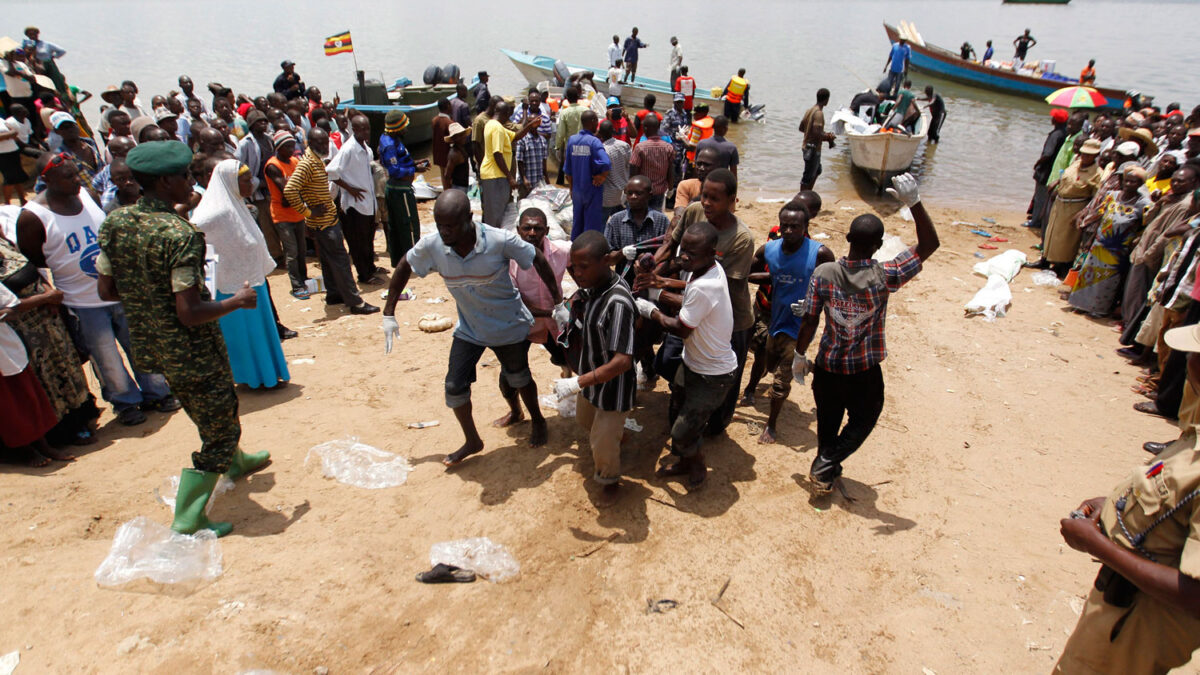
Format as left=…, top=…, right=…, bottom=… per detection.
left=8, top=0, right=1197, bottom=212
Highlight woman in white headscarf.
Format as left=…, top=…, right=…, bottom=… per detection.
left=191, top=159, right=289, bottom=388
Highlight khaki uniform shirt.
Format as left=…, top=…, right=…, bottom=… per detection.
left=1055, top=428, right=1200, bottom=674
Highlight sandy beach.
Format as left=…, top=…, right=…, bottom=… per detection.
left=0, top=190, right=1183, bottom=673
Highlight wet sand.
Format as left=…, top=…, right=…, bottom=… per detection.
left=0, top=190, right=1178, bottom=672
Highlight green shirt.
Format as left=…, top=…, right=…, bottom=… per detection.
left=555, top=103, right=585, bottom=155
left=1048, top=131, right=1081, bottom=187
left=97, top=196, right=224, bottom=375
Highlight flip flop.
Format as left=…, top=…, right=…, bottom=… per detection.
left=978, top=243, right=998, bottom=250
left=990, top=237, right=1009, bottom=243
left=415, top=563, right=476, bottom=584
left=970, top=229, right=994, bottom=237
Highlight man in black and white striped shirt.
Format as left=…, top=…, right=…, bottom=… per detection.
left=553, top=231, right=637, bottom=505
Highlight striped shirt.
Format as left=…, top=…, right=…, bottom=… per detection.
left=572, top=274, right=637, bottom=412
left=283, top=148, right=337, bottom=230
left=515, top=133, right=549, bottom=185
left=602, top=137, right=631, bottom=208
left=630, top=136, right=676, bottom=195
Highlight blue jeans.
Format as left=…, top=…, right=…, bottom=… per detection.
left=72, top=304, right=171, bottom=411
left=885, top=71, right=903, bottom=97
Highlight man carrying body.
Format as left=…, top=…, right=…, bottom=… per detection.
left=565, top=111, right=612, bottom=238
left=283, top=128, right=379, bottom=315
left=696, top=115, right=739, bottom=177
left=97, top=141, right=269, bottom=536
left=18, top=151, right=179, bottom=426
left=480, top=101, right=541, bottom=227
left=381, top=190, right=564, bottom=464
left=799, top=89, right=836, bottom=191
left=554, top=231, right=637, bottom=505
left=882, top=38, right=911, bottom=98
left=495, top=208, right=571, bottom=429
left=747, top=200, right=833, bottom=444
left=378, top=110, right=430, bottom=266
left=793, top=174, right=939, bottom=494
left=629, top=115, right=677, bottom=211
left=622, top=28, right=648, bottom=83
left=326, top=114, right=381, bottom=284
left=636, top=222, right=736, bottom=489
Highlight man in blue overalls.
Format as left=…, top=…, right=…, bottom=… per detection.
left=564, top=110, right=611, bottom=240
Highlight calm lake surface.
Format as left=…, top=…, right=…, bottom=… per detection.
left=10, top=0, right=1199, bottom=210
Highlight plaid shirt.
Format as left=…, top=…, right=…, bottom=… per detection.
left=511, top=104, right=553, bottom=138
left=804, top=246, right=922, bottom=374
left=630, top=136, right=676, bottom=195
left=515, top=133, right=549, bottom=185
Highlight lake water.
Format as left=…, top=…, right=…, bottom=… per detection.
left=9, top=0, right=1199, bottom=210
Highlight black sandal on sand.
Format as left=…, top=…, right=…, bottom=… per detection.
left=415, top=563, right=476, bottom=584
left=655, top=461, right=688, bottom=478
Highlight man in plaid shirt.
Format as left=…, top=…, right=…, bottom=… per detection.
left=793, top=173, right=939, bottom=494
left=515, top=126, right=549, bottom=194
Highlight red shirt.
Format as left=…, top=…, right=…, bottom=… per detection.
left=674, top=76, right=696, bottom=110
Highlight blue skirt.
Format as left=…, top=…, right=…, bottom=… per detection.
left=216, top=284, right=290, bottom=388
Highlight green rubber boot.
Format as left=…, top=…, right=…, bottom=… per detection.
left=224, top=448, right=271, bottom=481
left=170, top=469, right=233, bottom=537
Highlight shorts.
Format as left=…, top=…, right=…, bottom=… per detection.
left=445, top=337, right=532, bottom=408
left=802, top=144, right=823, bottom=185
left=749, top=311, right=770, bottom=353
left=763, top=333, right=798, bottom=400
left=0, top=150, right=29, bottom=185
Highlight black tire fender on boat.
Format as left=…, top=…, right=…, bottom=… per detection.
left=423, top=65, right=444, bottom=85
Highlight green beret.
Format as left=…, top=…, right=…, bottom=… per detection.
left=125, top=141, right=194, bottom=176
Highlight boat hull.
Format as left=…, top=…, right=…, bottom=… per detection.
left=502, top=48, right=719, bottom=111
left=336, top=99, right=440, bottom=146
left=884, top=23, right=1127, bottom=109
left=846, top=113, right=929, bottom=185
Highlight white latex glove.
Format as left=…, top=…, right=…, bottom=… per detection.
left=622, top=245, right=638, bottom=261
left=792, top=352, right=809, bottom=383
left=382, top=315, right=400, bottom=354
left=635, top=297, right=658, bottom=319
left=885, top=172, right=921, bottom=208
left=553, top=376, right=581, bottom=399
left=551, top=302, right=570, bottom=333
left=790, top=299, right=807, bottom=318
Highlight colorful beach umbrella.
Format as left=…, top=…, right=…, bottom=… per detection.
left=1045, top=86, right=1107, bottom=109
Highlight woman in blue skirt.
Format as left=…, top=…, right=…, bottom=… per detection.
left=191, top=159, right=290, bottom=388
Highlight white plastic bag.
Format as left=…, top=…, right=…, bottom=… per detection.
left=964, top=274, right=1013, bottom=321
left=1031, top=269, right=1062, bottom=286
left=972, top=249, right=1027, bottom=282
left=539, top=392, right=576, bottom=418
left=155, top=474, right=234, bottom=514
left=94, top=517, right=222, bottom=593
left=430, top=537, right=520, bottom=582
left=306, top=438, right=412, bottom=489
left=875, top=234, right=909, bottom=261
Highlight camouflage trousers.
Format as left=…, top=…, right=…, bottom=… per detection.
left=166, top=367, right=241, bottom=474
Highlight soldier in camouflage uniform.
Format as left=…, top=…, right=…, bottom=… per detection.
left=96, top=141, right=270, bottom=537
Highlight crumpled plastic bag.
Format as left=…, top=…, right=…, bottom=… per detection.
left=430, top=537, right=520, bottom=582
left=518, top=197, right=568, bottom=240
left=528, top=183, right=571, bottom=210
left=155, top=474, right=234, bottom=514
left=94, top=517, right=222, bottom=593
left=972, top=249, right=1027, bottom=282
left=965, top=274, right=1013, bottom=321
left=1031, top=269, right=1062, bottom=286
left=876, top=234, right=909, bottom=261
left=305, top=438, right=412, bottom=489
left=539, top=392, right=576, bottom=418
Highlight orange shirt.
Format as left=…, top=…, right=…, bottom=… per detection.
left=266, top=155, right=304, bottom=223
left=1080, top=67, right=1096, bottom=85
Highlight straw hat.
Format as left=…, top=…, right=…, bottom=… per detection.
left=1118, top=127, right=1159, bottom=156
left=444, top=122, right=470, bottom=143
left=1166, top=323, right=1200, bottom=354
left=1079, top=138, right=1102, bottom=155
left=100, top=85, right=123, bottom=105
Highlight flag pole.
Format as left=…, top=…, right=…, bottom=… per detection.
left=350, top=29, right=359, bottom=76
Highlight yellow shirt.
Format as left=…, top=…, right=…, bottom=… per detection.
left=479, top=119, right=516, bottom=180
left=1147, top=176, right=1171, bottom=195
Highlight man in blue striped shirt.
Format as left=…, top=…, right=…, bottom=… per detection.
left=378, top=110, right=429, bottom=266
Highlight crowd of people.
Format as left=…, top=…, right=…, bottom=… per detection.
left=1, top=22, right=1198, bottom=673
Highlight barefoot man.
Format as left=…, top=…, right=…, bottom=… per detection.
left=381, top=190, right=565, bottom=465
left=747, top=199, right=833, bottom=444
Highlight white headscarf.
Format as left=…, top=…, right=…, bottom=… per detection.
left=190, top=159, right=275, bottom=295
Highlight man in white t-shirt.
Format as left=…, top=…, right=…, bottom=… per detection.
left=16, top=152, right=178, bottom=426
left=636, top=221, right=736, bottom=489
left=607, top=60, right=624, bottom=100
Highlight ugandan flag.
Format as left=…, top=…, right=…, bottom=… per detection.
left=324, top=31, right=353, bottom=56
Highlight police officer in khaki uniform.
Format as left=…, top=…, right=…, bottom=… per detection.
left=1056, top=324, right=1200, bottom=674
